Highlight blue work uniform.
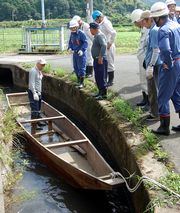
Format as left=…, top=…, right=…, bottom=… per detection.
left=68, top=29, right=88, bottom=77
left=158, top=19, right=180, bottom=117
left=169, top=14, right=178, bottom=22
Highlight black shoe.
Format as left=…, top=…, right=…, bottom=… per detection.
left=37, top=121, right=46, bottom=127
left=172, top=125, right=180, bottom=131
left=137, top=91, right=148, bottom=107
left=95, top=89, right=107, bottom=100
left=152, top=117, right=170, bottom=136
left=146, top=114, right=159, bottom=121
left=78, top=77, right=84, bottom=89
left=86, top=66, right=93, bottom=78
left=107, top=72, right=114, bottom=87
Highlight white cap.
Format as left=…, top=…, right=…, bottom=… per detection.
left=131, top=9, right=143, bottom=23
left=72, top=15, right=81, bottom=22
left=69, top=19, right=79, bottom=28
left=140, top=10, right=151, bottom=21
left=150, top=2, right=169, bottom=17
left=37, top=58, right=47, bottom=65
left=165, top=0, right=176, bottom=6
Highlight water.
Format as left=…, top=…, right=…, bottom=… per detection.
left=0, top=84, right=134, bottom=213
left=5, top=145, right=131, bottom=213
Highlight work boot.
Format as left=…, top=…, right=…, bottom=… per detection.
left=172, top=112, right=180, bottom=131
left=37, top=114, right=46, bottom=127
left=93, top=89, right=102, bottom=98
left=152, top=116, right=170, bottom=136
left=78, top=77, right=84, bottom=89
left=107, top=71, right=114, bottom=87
left=86, top=66, right=93, bottom=78
left=137, top=91, right=148, bottom=107
left=95, top=89, right=107, bottom=100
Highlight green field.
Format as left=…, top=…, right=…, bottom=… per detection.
left=0, top=27, right=140, bottom=54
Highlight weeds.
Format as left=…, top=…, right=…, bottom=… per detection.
left=54, top=67, right=66, bottom=77
left=43, top=64, right=52, bottom=74
left=112, top=97, right=142, bottom=126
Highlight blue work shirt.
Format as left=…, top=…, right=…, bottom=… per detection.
left=169, top=14, right=178, bottom=22
left=145, top=23, right=161, bottom=67
left=68, top=29, right=88, bottom=52
left=158, top=19, right=180, bottom=68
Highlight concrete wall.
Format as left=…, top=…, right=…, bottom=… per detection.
left=0, top=64, right=150, bottom=213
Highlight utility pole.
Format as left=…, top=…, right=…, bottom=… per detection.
left=86, top=0, right=93, bottom=23
left=41, top=0, right=46, bottom=28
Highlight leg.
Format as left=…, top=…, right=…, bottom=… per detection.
left=77, top=52, right=87, bottom=88
left=107, top=44, right=115, bottom=86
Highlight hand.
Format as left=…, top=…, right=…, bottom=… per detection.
left=98, top=57, right=103, bottom=64
left=107, top=42, right=112, bottom=50
left=78, top=50, right=83, bottom=56
left=67, top=48, right=74, bottom=54
left=163, top=63, right=169, bottom=70
left=33, top=93, right=39, bottom=101
left=37, top=92, right=41, bottom=96
left=146, top=66, right=153, bottom=80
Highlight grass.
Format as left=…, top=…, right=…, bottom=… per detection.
left=0, top=26, right=139, bottom=54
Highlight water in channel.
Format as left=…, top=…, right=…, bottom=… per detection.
left=0, top=83, right=134, bottom=213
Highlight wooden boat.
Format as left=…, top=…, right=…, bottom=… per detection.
left=6, top=92, right=124, bottom=190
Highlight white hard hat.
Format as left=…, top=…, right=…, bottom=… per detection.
left=165, top=0, right=176, bottom=6
left=69, top=19, right=79, bottom=28
left=150, top=2, right=169, bottom=17
left=37, top=58, right=47, bottom=65
left=176, top=6, right=180, bottom=12
left=131, top=9, right=143, bottom=23
left=72, top=15, right=81, bottom=22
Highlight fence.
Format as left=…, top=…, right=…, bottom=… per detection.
left=0, top=26, right=69, bottom=53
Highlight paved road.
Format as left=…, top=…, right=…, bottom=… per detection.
left=0, top=53, right=179, bottom=172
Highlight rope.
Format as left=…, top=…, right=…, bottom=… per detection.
left=110, top=172, right=180, bottom=199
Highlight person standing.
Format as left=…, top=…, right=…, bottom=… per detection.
left=150, top=2, right=180, bottom=135
left=90, top=22, right=108, bottom=100
left=175, top=6, right=180, bottom=24
left=140, top=10, right=162, bottom=120
left=68, top=19, right=88, bottom=89
left=165, top=0, right=178, bottom=22
left=92, top=10, right=116, bottom=87
left=28, top=58, right=47, bottom=130
left=131, top=9, right=149, bottom=107
left=72, top=15, right=94, bottom=78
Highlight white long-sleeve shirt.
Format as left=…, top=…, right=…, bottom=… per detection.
left=99, top=17, right=116, bottom=44
left=28, top=66, right=43, bottom=94
left=137, top=27, right=149, bottom=60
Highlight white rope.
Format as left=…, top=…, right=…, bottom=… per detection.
left=110, top=172, right=180, bottom=199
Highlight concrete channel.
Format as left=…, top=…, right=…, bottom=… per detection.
left=0, top=63, right=179, bottom=213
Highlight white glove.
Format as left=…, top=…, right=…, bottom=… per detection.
left=78, top=50, right=83, bottom=56
left=146, top=66, right=154, bottom=80
left=33, top=93, right=39, bottom=101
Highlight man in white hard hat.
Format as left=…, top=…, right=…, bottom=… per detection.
left=140, top=10, right=162, bottom=121
left=175, top=6, right=180, bottom=23
left=150, top=2, right=180, bottom=135
left=165, top=0, right=178, bottom=22
left=68, top=19, right=88, bottom=89
left=92, top=10, right=116, bottom=87
left=28, top=58, right=47, bottom=130
left=72, top=15, right=94, bottom=78
left=131, top=9, right=149, bottom=108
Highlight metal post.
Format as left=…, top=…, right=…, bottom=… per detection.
left=86, top=0, right=93, bottom=23
left=60, top=26, right=65, bottom=51
left=41, top=0, right=46, bottom=28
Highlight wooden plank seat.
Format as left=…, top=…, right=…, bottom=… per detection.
left=20, top=116, right=65, bottom=124
left=11, top=102, right=30, bottom=106
left=33, top=130, right=55, bottom=137
left=45, top=139, right=88, bottom=149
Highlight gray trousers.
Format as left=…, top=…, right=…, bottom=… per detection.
left=147, top=65, right=159, bottom=117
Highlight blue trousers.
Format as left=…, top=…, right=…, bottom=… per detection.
left=158, top=60, right=180, bottom=116
left=28, top=89, right=42, bottom=118
left=73, top=52, right=86, bottom=77
left=93, top=58, right=108, bottom=90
